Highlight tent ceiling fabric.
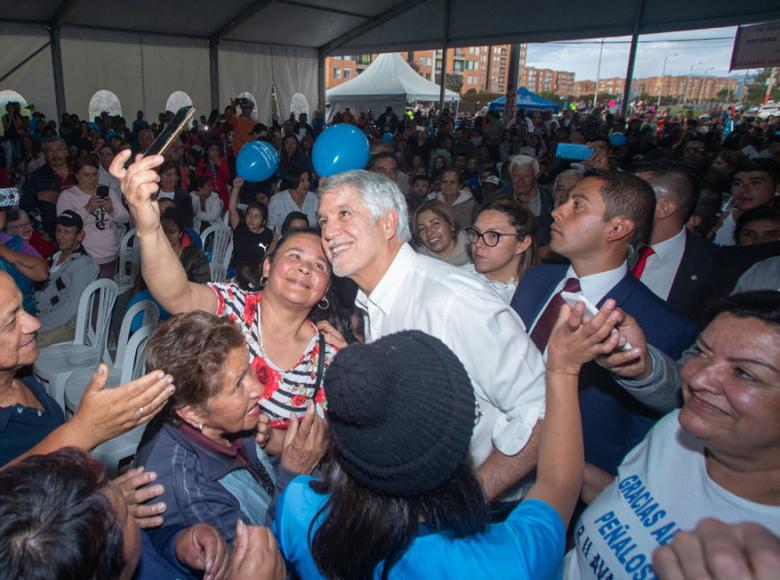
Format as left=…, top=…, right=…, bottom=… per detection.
left=0, top=0, right=778, bottom=52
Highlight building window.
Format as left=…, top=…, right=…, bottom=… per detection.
left=334, top=68, right=341, bottom=79
left=426, top=58, right=432, bottom=66
left=165, top=90, right=193, bottom=114
left=344, top=69, right=351, bottom=79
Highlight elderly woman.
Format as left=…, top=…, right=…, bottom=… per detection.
left=434, top=168, right=478, bottom=231
left=4, top=208, right=54, bottom=259
left=110, top=149, right=337, bottom=435
left=463, top=199, right=538, bottom=303
left=565, top=291, right=780, bottom=579
left=273, top=298, right=614, bottom=578
left=137, top=311, right=327, bottom=545
left=56, top=157, right=129, bottom=278
left=413, top=199, right=471, bottom=267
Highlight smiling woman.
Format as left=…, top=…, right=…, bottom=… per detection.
left=564, top=291, right=780, bottom=580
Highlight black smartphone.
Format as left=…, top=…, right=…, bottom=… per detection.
left=96, top=185, right=109, bottom=199
left=124, top=105, right=196, bottom=168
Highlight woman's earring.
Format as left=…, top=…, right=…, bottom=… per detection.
left=318, top=297, right=330, bottom=310
left=259, top=275, right=269, bottom=288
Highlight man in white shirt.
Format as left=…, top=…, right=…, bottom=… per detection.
left=633, top=163, right=718, bottom=325
left=317, top=170, right=546, bottom=507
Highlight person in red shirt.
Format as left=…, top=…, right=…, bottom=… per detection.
left=196, top=142, right=231, bottom=208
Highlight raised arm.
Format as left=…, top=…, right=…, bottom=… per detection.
left=228, top=177, right=244, bottom=230
left=526, top=300, right=622, bottom=526
left=109, top=151, right=217, bottom=314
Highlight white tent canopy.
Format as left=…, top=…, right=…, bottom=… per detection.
left=325, top=53, right=459, bottom=121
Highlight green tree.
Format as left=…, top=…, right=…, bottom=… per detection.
left=744, top=69, right=780, bottom=107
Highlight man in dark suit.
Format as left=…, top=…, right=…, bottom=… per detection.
left=511, top=170, right=698, bottom=475
left=633, top=163, right=719, bottom=326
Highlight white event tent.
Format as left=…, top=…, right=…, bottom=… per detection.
left=325, top=53, right=459, bottom=121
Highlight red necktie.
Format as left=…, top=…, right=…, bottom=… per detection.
left=632, top=246, right=656, bottom=279
left=530, top=277, right=581, bottom=352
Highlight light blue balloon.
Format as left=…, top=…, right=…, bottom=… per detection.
left=312, top=123, right=370, bottom=177
left=236, top=140, right=280, bottom=182
left=609, top=132, right=626, bottom=148
left=382, top=132, right=394, bottom=143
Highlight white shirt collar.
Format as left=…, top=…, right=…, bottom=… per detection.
left=354, top=243, right=415, bottom=316
left=565, top=261, right=628, bottom=305
left=651, top=227, right=686, bottom=260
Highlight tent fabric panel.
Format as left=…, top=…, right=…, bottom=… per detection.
left=140, top=39, right=211, bottom=117
left=61, top=30, right=146, bottom=121
left=226, top=3, right=367, bottom=48
left=326, top=97, right=407, bottom=122
left=271, top=47, right=319, bottom=119
left=0, top=31, right=56, bottom=122
left=0, top=2, right=59, bottom=23
left=60, top=0, right=257, bottom=39
left=218, top=42, right=274, bottom=126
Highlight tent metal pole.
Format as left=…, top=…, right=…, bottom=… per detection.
left=621, top=0, right=645, bottom=117
left=438, top=0, right=450, bottom=114
left=318, top=48, right=326, bottom=115
left=209, top=38, right=220, bottom=113
left=503, top=44, right=520, bottom=123
left=0, top=42, right=51, bottom=84
left=49, top=26, right=66, bottom=122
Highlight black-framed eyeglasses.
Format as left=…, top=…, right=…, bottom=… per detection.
left=465, top=227, right=519, bottom=247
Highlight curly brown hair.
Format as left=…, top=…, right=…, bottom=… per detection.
left=145, top=311, right=246, bottom=422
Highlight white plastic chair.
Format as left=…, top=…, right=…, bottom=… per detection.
left=34, top=279, right=119, bottom=410
left=88, top=324, right=156, bottom=476
left=114, top=228, right=139, bottom=295
left=209, top=262, right=228, bottom=283
left=63, top=300, right=160, bottom=418
left=222, top=239, right=234, bottom=269
left=201, top=224, right=232, bottom=265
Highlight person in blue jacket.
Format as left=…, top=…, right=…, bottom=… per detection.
left=274, top=311, right=616, bottom=579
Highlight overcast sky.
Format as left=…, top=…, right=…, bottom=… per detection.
left=525, top=26, right=745, bottom=81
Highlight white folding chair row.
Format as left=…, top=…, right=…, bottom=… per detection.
left=34, top=279, right=119, bottom=410
left=209, top=262, right=228, bottom=283
left=63, top=299, right=160, bottom=418
left=201, top=223, right=233, bottom=266
left=89, top=323, right=157, bottom=476
left=115, top=228, right=139, bottom=295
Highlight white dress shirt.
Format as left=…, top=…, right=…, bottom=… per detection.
left=267, top=190, right=319, bottom=233
left=459, top=262, right=517, bottom=304
left=638, top=227, right=686, bottom=301
left=355, top=244, right=546, bottom=499
left=529, top=262, right=628, bottom=356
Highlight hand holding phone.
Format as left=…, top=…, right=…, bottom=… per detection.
left=124, top=105, right=196, bottom=169
left=560, top=291, right=633, bottom=351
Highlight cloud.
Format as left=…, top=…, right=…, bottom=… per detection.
left=525, top=26, right=740, bottom=81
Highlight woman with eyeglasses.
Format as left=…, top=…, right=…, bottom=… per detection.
left=463, top=199, right=538, bottom=303
left=413, top=199, right=471, bottom=267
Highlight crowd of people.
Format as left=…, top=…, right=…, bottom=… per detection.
left=0, top=92, right=778, bottom=579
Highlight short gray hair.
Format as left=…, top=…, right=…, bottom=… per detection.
left=509, top=154, right=539, bottom=177
left=319, top=170, right=411, bottom=242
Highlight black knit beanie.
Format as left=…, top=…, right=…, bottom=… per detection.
left=324, top=330, right=476, bottom=497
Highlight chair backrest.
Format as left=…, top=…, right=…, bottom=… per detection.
left=73, top=280, right=119, bottom=356
left=221, top=239, right=234, bottom=269
left=209, top=262, right=228, bottom=283
left=201, top=224, right=232, bottom=265
left=118, top=323, right=155, bottom=385
left=115, top=228, right=139, bottom=284
left=114, top=299, right=160, bottom=366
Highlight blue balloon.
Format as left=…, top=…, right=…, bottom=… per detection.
left=382, top=132, right=394, bottom=143
left=608, top=132, right=626, bottom=148
left=236, top=140, right=280, bottom=182
left=312, top=123, right=370, bottom=177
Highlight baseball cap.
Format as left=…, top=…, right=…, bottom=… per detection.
left=481, top=175, right=500, bottom=186
left=57, top=210, right=84, bottom=230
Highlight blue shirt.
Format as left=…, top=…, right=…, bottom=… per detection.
left=273, top=476, right=566, bottom=579
left=0, top=376, right=64, bottom=467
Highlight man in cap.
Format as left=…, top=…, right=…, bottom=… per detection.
left=35, top=210, right=99, bottom=347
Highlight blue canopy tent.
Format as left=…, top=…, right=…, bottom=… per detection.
left=488, top=87, right=561, bottom=113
